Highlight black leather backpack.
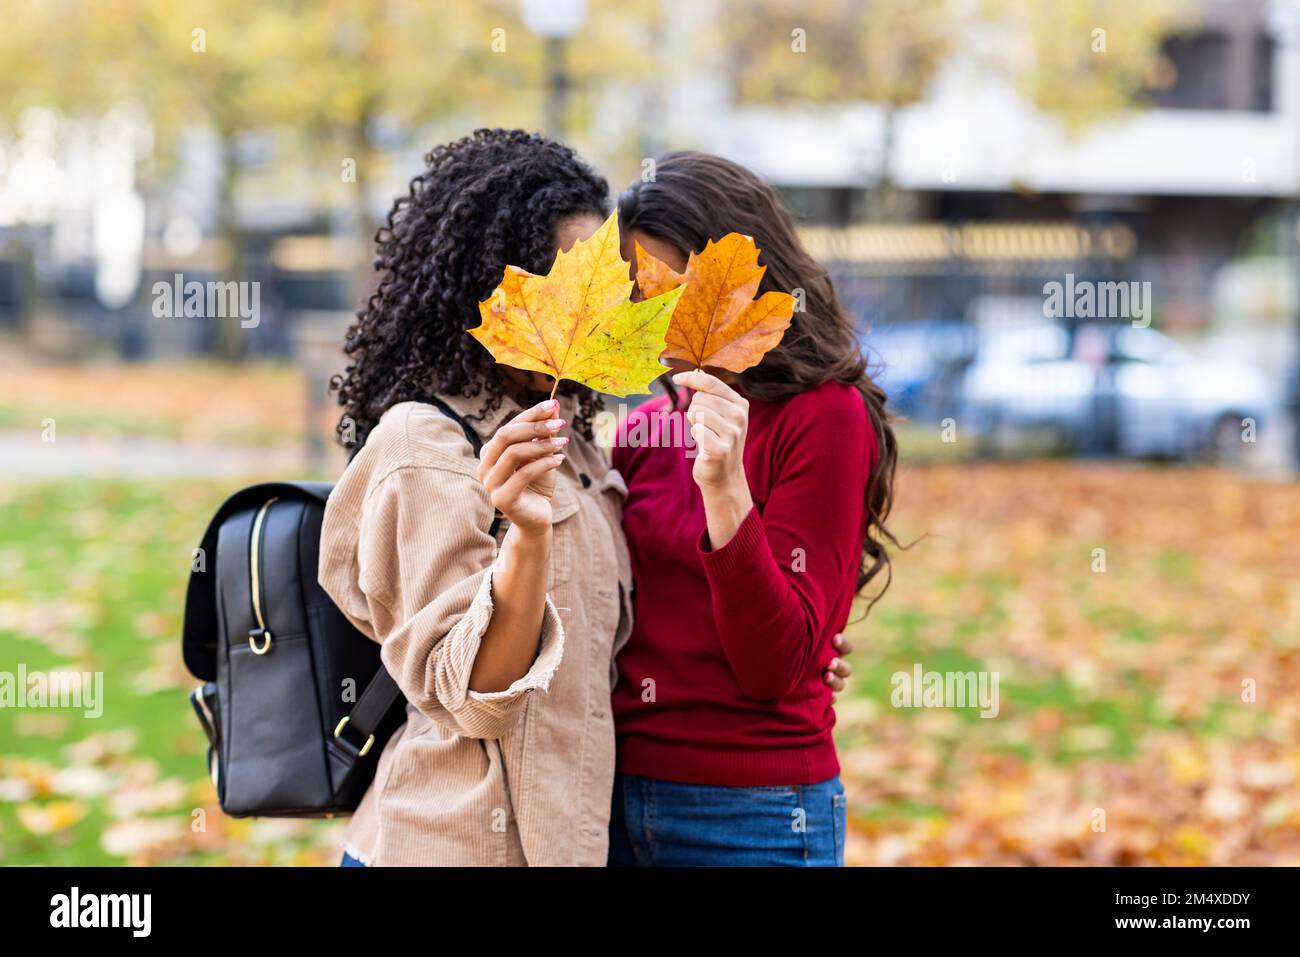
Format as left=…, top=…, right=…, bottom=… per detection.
left=182, top=399, right=497, bottom=818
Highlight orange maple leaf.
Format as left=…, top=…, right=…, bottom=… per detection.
left=634, top=232, right=794, bottom=373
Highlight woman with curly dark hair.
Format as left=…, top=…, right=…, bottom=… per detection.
left=331, top=129, right=610, bottom=445
left=317, top=129, right=632, bottom=866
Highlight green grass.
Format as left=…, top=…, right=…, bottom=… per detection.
left=0, top=404, right=305, bottom=448
left=0, top=403, right=187, bottom=441
left=893, top=423, right=972, bottom=462
left=0, top=479, right=337, bottom=865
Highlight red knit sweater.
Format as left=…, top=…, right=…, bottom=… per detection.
left=610, top=380, right=876, bottom=786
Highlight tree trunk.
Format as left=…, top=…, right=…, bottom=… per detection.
left=214, top=130, right=246, bottom=361
left=868, top=105, right=900, bottom=223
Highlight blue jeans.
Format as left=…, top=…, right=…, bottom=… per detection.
left=608, top=772, right=846, bottom=867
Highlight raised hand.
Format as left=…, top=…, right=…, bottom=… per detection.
left=674, top=369, right=754, bottom=550
left=476, top=398, right=568, bottom=535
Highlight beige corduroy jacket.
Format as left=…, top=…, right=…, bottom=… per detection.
left=318, top=392, right=633, bottom=866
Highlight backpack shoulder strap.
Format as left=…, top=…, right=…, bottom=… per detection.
left=419, top=397, right=503, bottom=539
left=422, top=395, right=486, bottom=456
left=345, top=396, right=486, bottom=460
left=344, top=398, right=501, bottom=532
left=334, top=666, right=402, bottom=761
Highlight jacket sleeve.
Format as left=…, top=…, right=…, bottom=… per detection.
left=354, top=463, right=565, bottom=739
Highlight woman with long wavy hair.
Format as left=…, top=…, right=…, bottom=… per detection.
left=608, top=151, right=897, bottom=866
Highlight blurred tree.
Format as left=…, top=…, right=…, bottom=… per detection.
left=0, top=0, right=663, bottom=357
left=284, top=0, right=660, bottom=261
left=984, top=0, right=1201, bottom=132
left=114, top=0, right=522, bottom=356
left=721, top=0, right=1199, bottom=220
left=721, top=0, right=959, bottom=219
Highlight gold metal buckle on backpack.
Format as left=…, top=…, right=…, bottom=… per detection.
left=333, top=716, right=375, bottom=757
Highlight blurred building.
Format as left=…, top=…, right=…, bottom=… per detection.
left=689, top=0, right=1299, bottom=346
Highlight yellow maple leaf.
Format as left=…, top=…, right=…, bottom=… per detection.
left=635, top=232, right=794, bottom=373
left=469, top=212, right=683, bottom=397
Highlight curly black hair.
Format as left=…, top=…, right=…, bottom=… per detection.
left=331, top=128, right=611, bottom=449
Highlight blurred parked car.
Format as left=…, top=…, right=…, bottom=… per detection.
left=861, top=319, right=977, bottom=420
left=961, top=323, right=1277, bottom=460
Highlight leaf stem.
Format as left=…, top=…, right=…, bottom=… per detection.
left=549, top=377, right=559, bottom=401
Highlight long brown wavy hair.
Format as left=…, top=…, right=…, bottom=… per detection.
left=618, top=151, right=899, bottom=606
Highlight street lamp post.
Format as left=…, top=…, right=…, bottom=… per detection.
left=543, top=35, right=568, bottom=139
left=520, top=0, right=586, bottom=139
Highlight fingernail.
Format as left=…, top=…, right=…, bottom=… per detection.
left=554, top=453, right=566, bottom=463
left=551, top=436, right=569, bottom=449
left=829, top=658, right=839, bottom=669
left=546, top=419, right=564, bottom=431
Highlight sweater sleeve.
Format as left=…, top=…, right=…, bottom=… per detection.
left=354, top=464, right=564, bottom=739
left=697, top=391, right=871, bottom=701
